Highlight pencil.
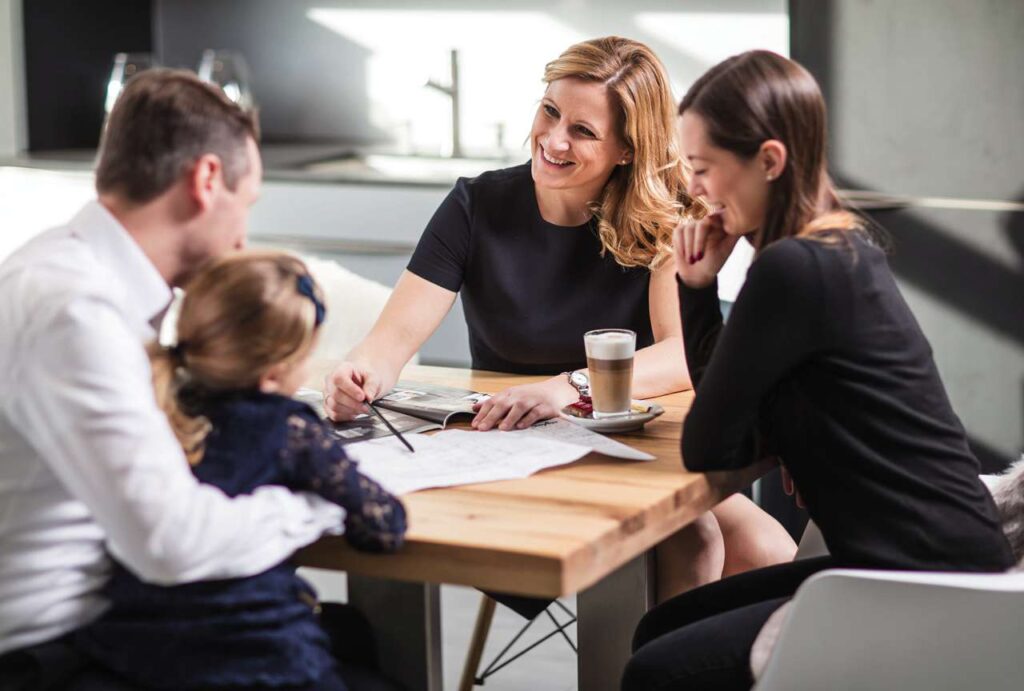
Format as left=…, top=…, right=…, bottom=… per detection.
left=367, top=402, right=416, bottom=453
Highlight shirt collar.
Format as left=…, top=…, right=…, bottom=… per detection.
left=68, top=201, right=173, bottom=339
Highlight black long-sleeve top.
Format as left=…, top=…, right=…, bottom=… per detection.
left=680, top=231, right=1012, bottom=573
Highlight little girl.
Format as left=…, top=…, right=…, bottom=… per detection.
left=78, top=251, right=407, bottom=690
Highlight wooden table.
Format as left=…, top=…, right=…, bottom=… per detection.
left=298, top=365, right=753, bottom=691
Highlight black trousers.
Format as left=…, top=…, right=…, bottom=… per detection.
left=622, top=556, right=835, bottom=691
left=0, top=604, right=402, bottom=691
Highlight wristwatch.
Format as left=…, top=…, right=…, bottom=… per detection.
left=564, top=369, right=590, bottom=397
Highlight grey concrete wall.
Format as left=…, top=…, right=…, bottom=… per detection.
left=792, top=0, right=1024, bottom=468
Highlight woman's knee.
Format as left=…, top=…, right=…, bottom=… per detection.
left=665, top=511, right=725, bottom=565
left=655, top=511, right=726, bottom=601
left=713, top=495, right=796, bottom=577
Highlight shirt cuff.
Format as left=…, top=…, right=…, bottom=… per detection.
left=676, top=274, right=721, bottom=320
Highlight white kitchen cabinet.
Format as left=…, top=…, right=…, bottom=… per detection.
left=252, top=178, right=472, bottom=366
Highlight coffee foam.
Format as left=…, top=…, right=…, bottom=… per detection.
left=585, top=331, right=635, bottom=359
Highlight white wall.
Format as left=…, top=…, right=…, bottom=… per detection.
left=155, top=0, right=788, bottom=156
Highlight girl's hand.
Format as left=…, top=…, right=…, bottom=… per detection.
left=673, top=211, right=740, bottom=289
left=324, top=361, right=393, bottom=421
left=471, top=378, right=579, bottom=431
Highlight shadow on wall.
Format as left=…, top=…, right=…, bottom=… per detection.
left=1006, top=189, right=1024, bottom=471
left=1007, top=188, right=1024, bottom=266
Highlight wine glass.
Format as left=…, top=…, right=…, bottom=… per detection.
left=197, top=50, right=254, bottom=111
left=104, top=52, right=159, bottom=115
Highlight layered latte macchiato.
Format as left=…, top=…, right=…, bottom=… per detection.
left=584, top=329, right=636, bottom=417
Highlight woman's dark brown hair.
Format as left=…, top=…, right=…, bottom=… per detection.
left=678, top=50, right=861, bottom=249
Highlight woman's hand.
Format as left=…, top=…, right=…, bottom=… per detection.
left=471, top=377, right=579, bottom=431
left=324, top=361, right=394, bottom=421
left=673, top=211, right=740, bottom=289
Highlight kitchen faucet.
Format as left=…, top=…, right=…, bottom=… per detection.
left=425, top=49, right=463, bottom=158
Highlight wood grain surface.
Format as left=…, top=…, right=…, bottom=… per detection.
left=297, top=365, right=757, bottom=598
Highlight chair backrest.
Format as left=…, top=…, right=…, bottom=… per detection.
left=301, top=254, right=416, bottom=365
left=754, top=568, right=1024, bottom=691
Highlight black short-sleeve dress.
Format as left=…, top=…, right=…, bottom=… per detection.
left=407, top=162, right=656, bottom=375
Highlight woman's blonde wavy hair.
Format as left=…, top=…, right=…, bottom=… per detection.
left=543, top=37, right=703, bottom=269
left=150, top=250, right=323, bottom=464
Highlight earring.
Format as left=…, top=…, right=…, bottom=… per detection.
left=766, top=174, right=775, bottom=181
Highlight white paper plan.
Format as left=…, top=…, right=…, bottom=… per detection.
left=345, top=420, right=654, bottom=495
left=345, top=430, right=591, bottom=495
left=506, top=418, right=655, bottom=461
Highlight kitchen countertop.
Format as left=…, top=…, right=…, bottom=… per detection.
left=0, top=144, right=520, bottom=189
left=5, top=149, right=988, bottom=213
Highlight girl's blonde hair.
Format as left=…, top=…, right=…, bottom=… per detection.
left=543, top=36, right=702, bottom=269
left=150, top=250, right=324, bottom=464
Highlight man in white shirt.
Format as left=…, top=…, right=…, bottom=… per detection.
left=0, top=70, right=342, bottom=687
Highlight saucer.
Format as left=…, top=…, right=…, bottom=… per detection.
left=560, top=400, right=665, bottom=433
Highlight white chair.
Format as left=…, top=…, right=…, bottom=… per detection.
left=754, top=465, right=1024, bottom=691
left=752, top=567, right=1024, bottom=691
left=160, top=254, right=405, bottom=368
left=299, top=254, right=415, bottom=366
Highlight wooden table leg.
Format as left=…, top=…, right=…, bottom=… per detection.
left=347, top=575, right=443, bottom=691
left=577, top=551, right=655, bottom=691
left=459, top=595, right=497, bottom=691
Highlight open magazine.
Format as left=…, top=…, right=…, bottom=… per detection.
left=294, top=381, right=488, bottom=446
left=375, top=381, right=490, bottom=426
left=296, top=381, right=654, bottom=461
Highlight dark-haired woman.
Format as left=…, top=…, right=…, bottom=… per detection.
left=621, top=50, right=1013, bottom=691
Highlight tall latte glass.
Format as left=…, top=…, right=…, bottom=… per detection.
left=584, top=329, right=636, bottom=417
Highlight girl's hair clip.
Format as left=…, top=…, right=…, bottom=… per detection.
left=168, top=341, right=187, bottom=362
left=296, top=274, right=326, bottom=327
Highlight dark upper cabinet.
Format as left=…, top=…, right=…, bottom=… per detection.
left=23, top=0, right=153, bottom=151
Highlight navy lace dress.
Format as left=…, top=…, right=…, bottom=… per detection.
left=77, top=392, right=407, bottom=689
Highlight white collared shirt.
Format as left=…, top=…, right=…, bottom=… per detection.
left=0, top=201, right=343, bottom=654
left=718, top=236, right=755, bottom=304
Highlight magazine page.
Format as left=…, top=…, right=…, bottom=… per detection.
left=294, top=387, right=441, bottom=445
left=375, top=381, right=490, bottom=427
left=327, top=409, right=441, bottom=446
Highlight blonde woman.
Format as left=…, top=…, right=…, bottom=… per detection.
left=325, top=37, right=796, bottom=601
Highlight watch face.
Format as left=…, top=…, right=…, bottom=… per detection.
left=569, top=370, right=590, bottom=390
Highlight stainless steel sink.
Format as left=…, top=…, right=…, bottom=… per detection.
left=302, top=153, right=512, bottom=181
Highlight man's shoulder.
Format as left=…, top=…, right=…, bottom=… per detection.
left=4, top=224, right=114, bottom=286
left=0, top=227, right=120, bottom=329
